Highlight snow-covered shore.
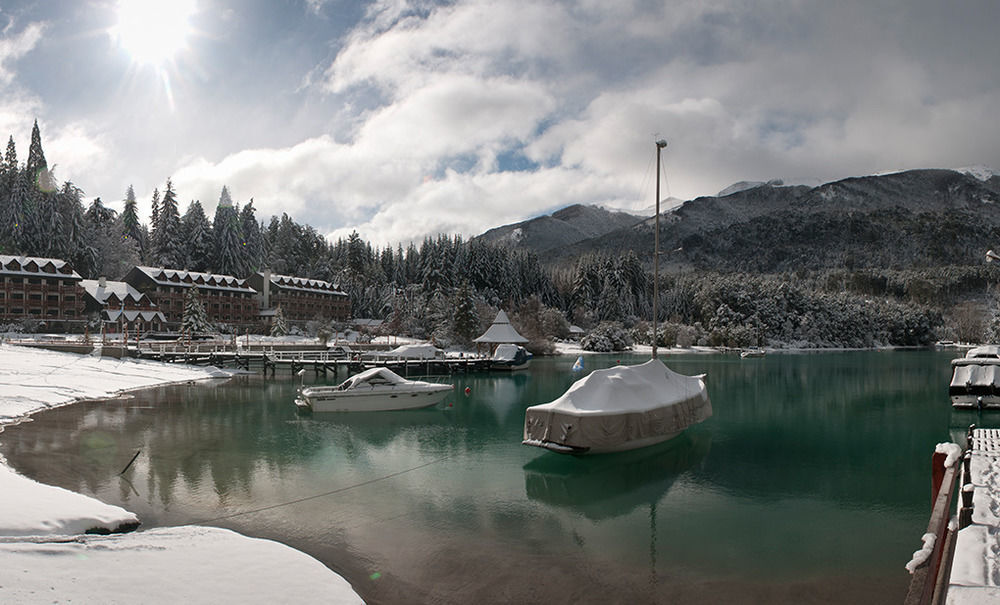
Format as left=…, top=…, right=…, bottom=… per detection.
left=0, top=344, right=362, bottom=604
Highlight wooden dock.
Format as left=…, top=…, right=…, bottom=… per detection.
left=134, top=345, right=494, bottom=377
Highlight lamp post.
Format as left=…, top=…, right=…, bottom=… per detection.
left=652, top=138, right=668, bottom=360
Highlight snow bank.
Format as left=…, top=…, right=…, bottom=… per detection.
left=0, top=343, right=364, bottom=604
left=0, top=526, right=363, bottom=604
left=0, top=464, right=138, bottom=537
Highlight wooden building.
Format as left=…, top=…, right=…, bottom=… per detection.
left=247, top=271, right=350, bottom=324
left=81, top=277, right=165, bottom=334
left=124, top=266, right=258, bottom=328
left=0, top=255, right=85, bottom=330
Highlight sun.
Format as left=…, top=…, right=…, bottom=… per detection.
left=111, top=0, right=197, bottom=65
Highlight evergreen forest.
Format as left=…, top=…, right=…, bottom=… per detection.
left=0, top=121, right=976, bottom=351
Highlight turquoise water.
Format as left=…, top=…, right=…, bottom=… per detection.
left=0, top=351, right=965, bottom=603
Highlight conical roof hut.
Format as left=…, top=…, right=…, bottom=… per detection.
left=474, top=310, right=528, bottom=352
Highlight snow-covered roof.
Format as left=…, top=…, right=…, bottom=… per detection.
left=529, top=358, right=707, bottom=415
left=103, top=309, right=166, bottom=323
left=81, top=279, right=148, bottom=305
left=267, top=273, right=346, bottom=296
left=474, top=310, right=528, bottom=344
left=135, top=266, right=256, bottom=294
left=0, top=255, right=81, bottom=279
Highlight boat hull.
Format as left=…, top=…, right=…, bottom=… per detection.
left=950, top=356, right=1000, bottom=409
left=297, top=385, right=452, bottom=412
left=523, top=430, right=684, bottom=455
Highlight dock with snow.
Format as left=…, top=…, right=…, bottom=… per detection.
left=134, top=345, right=493, bottom=377
left=906, top=426, right=1000, bottom=604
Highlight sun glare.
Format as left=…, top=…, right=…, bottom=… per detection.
left=112, top=0, right=197, bottom=65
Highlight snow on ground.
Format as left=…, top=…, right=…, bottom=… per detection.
left=0, top=343, right=363, bottom=604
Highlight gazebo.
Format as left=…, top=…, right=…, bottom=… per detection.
left=474, top=310, right=528, bottom=355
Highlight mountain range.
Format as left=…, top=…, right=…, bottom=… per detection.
left=476, top=168, right=1000, bottom=274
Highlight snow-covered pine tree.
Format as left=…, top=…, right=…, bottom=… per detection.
left=270, top=305, right=288, bottom=337
left=25, top=120, right=47, bottom=189
left=120, top=185, right=144, bottom=256
left=212, top=186, right=246, bottom=277
left=153, top=179, right=183, bottom=268
left=181, top=286, right=213, bottom=335
left=180, top=201, right=212, bottom=272
left=239, top=199, right=265, bottom=273
left=452, top=281, right=479, bottom=343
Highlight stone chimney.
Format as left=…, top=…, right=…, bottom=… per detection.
left=262, top=269, right=271, bottom=310
left=98, top=276, right=107, bottom=288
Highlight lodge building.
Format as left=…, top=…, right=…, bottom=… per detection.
left=123, top=266, right=259, bottom=328
left=247, top=271, right=350, bottom=324
left=0, top=255, right=85, bottom=329
left=81, top=277, right=165, bottom=334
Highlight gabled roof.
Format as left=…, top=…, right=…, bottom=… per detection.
left=267, top=273, right=347, bottom=296
left=80, top=279, right=149, bottom=306
left=474, top=310, right=528, bottom=344
left=0, top=255, right=81, bottom=279
left=134, top=266, right=256, bottom=294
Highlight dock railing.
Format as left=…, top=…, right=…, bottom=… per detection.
left=904, top=443, right=964, bottom=605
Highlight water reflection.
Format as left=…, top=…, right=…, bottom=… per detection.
left=523, top=430, right=711, bottom=520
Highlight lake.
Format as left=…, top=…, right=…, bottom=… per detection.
left=0, top=350, right=967, bottom=603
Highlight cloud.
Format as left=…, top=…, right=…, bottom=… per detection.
left=128, top=0, right=1000, bottom=248
left=0, top=20, right=43, bottom=85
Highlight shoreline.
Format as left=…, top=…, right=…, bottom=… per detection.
left=0, top=343, right=363, bottom=604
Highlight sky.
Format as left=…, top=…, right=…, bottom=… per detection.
left=1, top=0, right=998, bottom=247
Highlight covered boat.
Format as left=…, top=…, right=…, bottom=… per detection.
left=522, top=359, right=712, bottom=454
left=950, top=346, right=1000, bottom=409
left=491, top=343, right=531, bottom=371
left=295, top=367, right=453, bottom=412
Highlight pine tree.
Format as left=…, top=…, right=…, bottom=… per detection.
left=152, top=179, right=182, bottom=267
left=180, top=200, right=212, bottom=271
left=270, top=305, right=288, bottom=336
left=239, top=199, right=265, bottom=273
left=452, top=281, right=479, bottom=343
left=120, top=185, right=144, bottom=256
left=25, top=120, right=50, bottom=193
left=147, top=187, right=160, bottom=260
left=181, top=286, right=213, bottom=334
left=212, top=186, right=245, bottom=276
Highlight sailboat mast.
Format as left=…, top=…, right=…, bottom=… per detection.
left=652, top=139, right=667, bottom=360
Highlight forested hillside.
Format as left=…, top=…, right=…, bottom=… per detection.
left=0, top=120, right=993, bottom=349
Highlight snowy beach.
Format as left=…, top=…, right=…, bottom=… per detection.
left=0, top=343, right=362, bottom=604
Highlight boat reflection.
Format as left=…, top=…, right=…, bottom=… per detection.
left=522, top=430, right=711, bottom=520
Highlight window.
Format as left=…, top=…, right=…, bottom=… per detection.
left=64, top=295, right=75, bottom=302
left=29, top=294, right=41, bottom=301
left=11, top=308, right=22, bottom=314
left=65, top=310, right=75, bottom=317
left=28, top=278, right=41, bottom=285
left=11, top=292, right=23, bottom=300
left=47, top=295, right=59, bottom=302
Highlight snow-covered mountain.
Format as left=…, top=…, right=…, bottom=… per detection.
left=473, top=204, right=644, bottom=254
left=485, top=168, right=1000, bottom=273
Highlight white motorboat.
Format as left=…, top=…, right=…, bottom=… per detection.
left=491, top=343, right=531, bottom=371
left=740, top=347, right=765, bottom=359
left=295, top=367, right=453, bottom=412
left=522, top=359, right=712, bottom=454
left=950, top=345, right=1000, bottom=409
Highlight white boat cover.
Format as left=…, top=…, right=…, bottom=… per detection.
left=492, top=343, right=523, bottom=361
left=951, top=364, right=1000, bottom=390
left=383, top=343, right=442, bottom=359
left=523, top=359, right=712, bottom=451
left=338, top=367, right=411, bottom=388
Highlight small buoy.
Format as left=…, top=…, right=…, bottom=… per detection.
left=448, top=402, right=453, bottom=407
left=464, top=386, right=471, bottom=395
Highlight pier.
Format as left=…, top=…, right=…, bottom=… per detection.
left=133, top=343, right=493, bottom=377
left=906, top=426, right=1000, bottom=604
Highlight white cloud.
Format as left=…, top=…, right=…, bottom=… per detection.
left=0, top=21, right=43, bottom=85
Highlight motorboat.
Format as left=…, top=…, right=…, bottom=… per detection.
left=491, top=343, right=531, bottom=371
left=740, top=347, right=765, bottom=359
left=950, top=345, right=1000, bottom=409
left=522, top=358, right=712, bottom=454
left=295, top=367, right=453, bottom=412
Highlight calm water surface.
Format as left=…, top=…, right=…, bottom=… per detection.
left=1, top=351, right=967, bottom=603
